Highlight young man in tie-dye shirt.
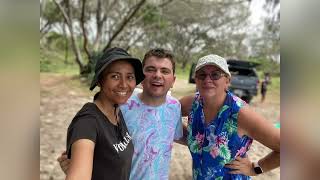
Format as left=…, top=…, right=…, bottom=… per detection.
left=120, top=48, right=183, bottom=179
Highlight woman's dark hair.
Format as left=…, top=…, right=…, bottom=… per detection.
left=93, top=92, right=100, bottom=101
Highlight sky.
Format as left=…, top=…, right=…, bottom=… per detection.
left=250, top=0, right=267, bottom=26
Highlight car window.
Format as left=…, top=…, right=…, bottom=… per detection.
left=229, top=67, right=256, bottom=76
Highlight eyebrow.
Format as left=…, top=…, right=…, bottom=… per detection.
left=105, top=71, right=134, bottom=75
left=145, top=66, right=171, bottom=71
left=144, top=65, right=157, bottom=69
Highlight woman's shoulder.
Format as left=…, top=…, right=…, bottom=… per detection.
left=179, top=94, right=195, bottom=106
left=76, top=102, right=99, bottom=117
left=179, top=94, right=196, bottom=116
left=227, top=92, right=247, bottom=109
left=69, top=103, right=99, bottom=127
left=179, top=94, right=196, bottom=102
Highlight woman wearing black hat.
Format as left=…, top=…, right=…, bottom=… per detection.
left=65, top=47, right=144, bottom=180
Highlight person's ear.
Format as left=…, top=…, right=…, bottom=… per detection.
left=227, top=77, right=231, bottom=84
left=171, top=76, right=176, bottom=88
left=141, top=79, right=145, bottom=86
left=225, top=77, right=231, bottom=91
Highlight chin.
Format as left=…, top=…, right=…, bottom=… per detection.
left=200, top=90, right=217, bottom=97
left=147, top=93, right=165, bottom=99
left=115, top=96, right=131, bottom=105
left=115, top=100, right=128, bottom=105
left=145, top=89, right=164, bottom=97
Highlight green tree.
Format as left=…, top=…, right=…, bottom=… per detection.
left=138, top=0, right=251, bottom=69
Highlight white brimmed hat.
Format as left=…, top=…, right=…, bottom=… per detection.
left=195, top=54, right=231, bottom=77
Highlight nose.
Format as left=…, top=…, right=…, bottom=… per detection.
left=203, top=74, right=213, bottom=81
left=119, top=77, right=128, bottom=88
left=155, top=69, right=162, bottom=77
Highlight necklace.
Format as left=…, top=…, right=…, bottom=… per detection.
left=95, top=99, right=119, bottom=125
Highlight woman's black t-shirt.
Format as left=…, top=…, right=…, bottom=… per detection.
left=67, top=102, right=134, bottom=180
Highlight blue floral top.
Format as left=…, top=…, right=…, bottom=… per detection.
left=187, top=91, right=253, bottom=180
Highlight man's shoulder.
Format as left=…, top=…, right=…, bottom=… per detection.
left=164, top=95, right=181, bottom=114
left=128, top=92, right=139, bottom=100
left=166, top=95, right=180, bottom=104
left=121, top=93, right=140, bottom=107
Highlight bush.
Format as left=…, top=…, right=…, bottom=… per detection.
left=249, top=57, right=280, bottom=77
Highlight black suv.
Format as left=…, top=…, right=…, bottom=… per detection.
left=188, top=59, right=260, bottom=103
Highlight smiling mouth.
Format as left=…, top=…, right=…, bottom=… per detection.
left=202, top=85, right=216, bottom=89
left=115, top=91, right=129, bottom=96
left=151, top=81, right=163, bottom=87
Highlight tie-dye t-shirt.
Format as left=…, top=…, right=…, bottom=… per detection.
left=120, top=93, right=183, bottom=180
left=187, top=91, right=253, bottom=180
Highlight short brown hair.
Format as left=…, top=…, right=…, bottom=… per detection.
left=142, top=48, right=175, bottom=74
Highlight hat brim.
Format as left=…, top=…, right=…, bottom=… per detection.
left=89, top=56, right=144, bottom=90
left=195, top=62, right=231, bottom=77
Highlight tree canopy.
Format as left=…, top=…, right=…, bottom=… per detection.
left=40, top=0, right=280, bottom=75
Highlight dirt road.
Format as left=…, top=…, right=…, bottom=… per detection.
left=40, top=73, right=280, bottom=180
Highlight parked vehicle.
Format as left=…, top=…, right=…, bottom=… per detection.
left=188, top=59, right=260, bottom=103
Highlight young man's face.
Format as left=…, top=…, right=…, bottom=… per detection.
left=141, top=56, right=176, bottom=99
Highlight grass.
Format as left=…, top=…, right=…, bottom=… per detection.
left=40, top=48, right=81, bottom=75
left=67, top=75, right=92, bottom=94
left=268, top=76, right=280, bottom=97
left=175, top=64, right=191, bottom=80
left=40, top=72, right=94, bottom=97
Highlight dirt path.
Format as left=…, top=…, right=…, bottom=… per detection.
left=40, top=73, right=280, bottom=180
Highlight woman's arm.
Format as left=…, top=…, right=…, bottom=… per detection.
left=179, top=95, right=194, bottom=117
left=174, top=95, right=195, bottom=145
left=174, top=122, right=188, bottom=146
left=225, top=106, right=279, bottom=176
left=238, top=106, right=280, bottom=173
left=65, top=139, right=95, bottom=180
left=57, top=151, right=69, bottom=174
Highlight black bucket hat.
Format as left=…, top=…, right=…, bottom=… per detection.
left=89, top=47, right=144, bottom=90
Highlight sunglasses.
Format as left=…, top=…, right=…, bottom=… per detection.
left=196, top=71, right=226, bottom=81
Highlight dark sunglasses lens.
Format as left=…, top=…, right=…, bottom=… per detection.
left=210, top=72, right=221, bottom=80
left=197, top=74, right=206, bottom=80
left=196, top=71, right=224, bottom=80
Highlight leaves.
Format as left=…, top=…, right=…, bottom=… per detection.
left=41, top=0, right=278, bottom=75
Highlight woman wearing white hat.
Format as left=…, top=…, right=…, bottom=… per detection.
left=180, top=54, right=280, bottom=179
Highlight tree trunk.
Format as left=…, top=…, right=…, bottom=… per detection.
left=69, top=26, right=87, bottom=74
left=181, top=59, right=188, bottom=70
left=80, top=0, right=91, bottom=61
left=92, top=0, right=103, bottom=51
left=53, top=0, right=87, bottom=74
left=62, top=22, right=69, bottom=64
